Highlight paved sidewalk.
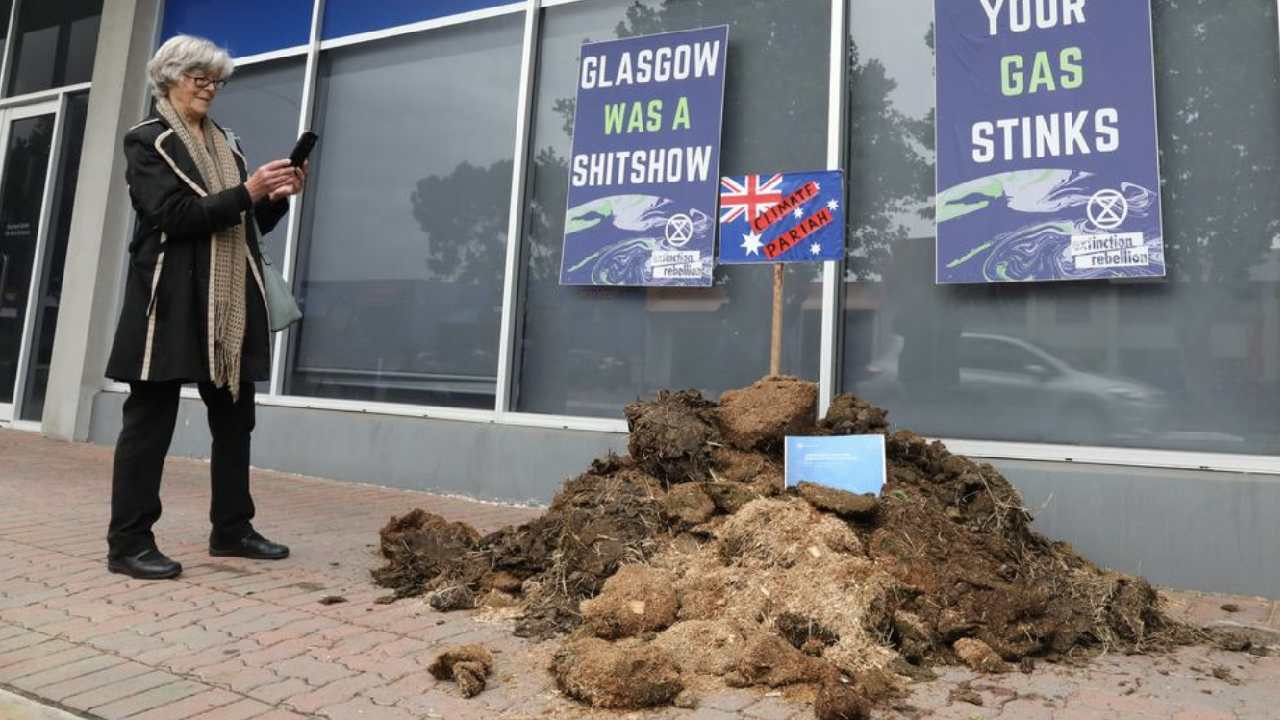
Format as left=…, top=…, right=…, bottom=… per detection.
left=1, top=429, right=1279, bottom=720
left=1, top=688, right=81, bottom=719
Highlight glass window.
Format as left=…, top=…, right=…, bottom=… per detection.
left=322, top=0, right=516, bottom=41
left=842, top=0, right=1280, bottom=454
left=211, top=57, right=305, bottom=265
left=21, top=93, right=89, bottom=421
left=284, top=15, right=524, bottom=408
left=6, top=0, right=102, bottom=96
left=161, top=0, right=312, bottom=58
left=959, top=336, right=1046, bottom=376
left=513, top=0, right=829, bottom=418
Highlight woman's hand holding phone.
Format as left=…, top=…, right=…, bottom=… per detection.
left=267, top=131, right=318, bottom=202
left=268, top=161, right=308, bottom=202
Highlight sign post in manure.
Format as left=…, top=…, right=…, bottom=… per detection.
left=560, top=26, right=729, bottom=287
left=718, top=170, right=845, bottom=375
left=934, top=0, right=1165, bottom=284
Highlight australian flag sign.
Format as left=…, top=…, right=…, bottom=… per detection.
left=717, top=169, right=845, bottom=264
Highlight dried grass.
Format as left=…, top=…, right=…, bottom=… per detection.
left=652, top=497, right=901, bottom=677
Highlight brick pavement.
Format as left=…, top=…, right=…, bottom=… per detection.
left=2, top=428, right=1279, bottom=719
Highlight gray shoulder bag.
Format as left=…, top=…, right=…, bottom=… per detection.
left=257, top=233, right=302, bottom=332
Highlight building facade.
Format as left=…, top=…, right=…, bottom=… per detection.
left=2, top=0, right=1278, bottom=596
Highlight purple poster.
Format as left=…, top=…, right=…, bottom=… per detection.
left=935, top=0, right=1165, bottom=284
left=560, top=26, right=729, bottom=287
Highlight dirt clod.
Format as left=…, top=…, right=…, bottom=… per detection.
left=892, top=611, right=933, bottom=663
left=702, top=482, right=768, bottom=515
left=550, top=638, right=683, bottom=709
left=674, top=690, right=699, bottom=709
left=652, top=620, right=744, bottom=677
left=372, top=510, right=481, bottom=599
left=796, top=482, right=880, bottom=522
left=663, top=483, right=716, bottom=528
left=625, top=390, right=721, bottom=483
left=777, top=612, right=841, bottom=656
left=1212, top=665, right=1241, bottom=685
left=428, top=645, right=494, bottom=698
left=713, top=447, right=784, bottom=487
left=428, top=586, right=475, bottom=611
left=727, top=633, right=825, bottom=688
left=815, top=675, right=871, bottom=720
left=819, top=395, right=889, bottom=436
left=718, top=377, right=818, bottom=453
left=954, top=638, right=1011, bottom=674
left=580, top=565, right=679, bottom=639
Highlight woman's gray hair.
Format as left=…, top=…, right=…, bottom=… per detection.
left=147, top=34, right=235, bottom=99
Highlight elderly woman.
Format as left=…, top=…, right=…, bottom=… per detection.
left=104, top=35, right=305, bottom=580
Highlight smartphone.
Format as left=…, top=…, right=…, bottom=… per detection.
left=289, top=131, right=319, bottom=167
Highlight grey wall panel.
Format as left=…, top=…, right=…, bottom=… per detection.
left=995, top=459, right=1280, bottom=601
left=89, top=393, right=627, bottom=505
left=89, top=392, right=1280, bottom=598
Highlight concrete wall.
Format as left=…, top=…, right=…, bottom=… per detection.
left=88, top=390, right=1280, bottom=599
left=43, top=0, right=161, bottom=442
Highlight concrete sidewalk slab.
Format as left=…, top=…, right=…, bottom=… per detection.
left=1, top=428, right=1278, bottom=719
left=1, top=688, right=84, bottom=719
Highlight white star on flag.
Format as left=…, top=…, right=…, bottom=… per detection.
left=742, top=231, right=763, bottom=256
left=827, top=199, right=839, bottom=211
left=814, top=182, right=821, bottom=191
left=810, top=242, right=822, bottom=255
left=793, top=207, right=804, bottom=219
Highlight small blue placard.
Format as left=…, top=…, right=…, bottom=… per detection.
left=785, top=435, right=886, bottom=495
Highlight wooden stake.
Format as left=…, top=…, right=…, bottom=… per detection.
left=770, top=263, right=784, bottom=377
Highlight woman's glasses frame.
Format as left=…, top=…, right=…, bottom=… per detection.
left=184, top=73, right=228, bottom=90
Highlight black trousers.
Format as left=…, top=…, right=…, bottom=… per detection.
left=108, top=381, right=257, bottom=557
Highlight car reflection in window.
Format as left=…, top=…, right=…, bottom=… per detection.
left=855, top=332, right=1169, bottom=445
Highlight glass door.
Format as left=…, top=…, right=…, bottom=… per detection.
left=0, top=99, right=59, bottom=424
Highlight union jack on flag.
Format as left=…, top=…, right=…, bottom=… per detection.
left=719, top=174, right=783, bottom=225
left=717, top=169, right=846, bottom=264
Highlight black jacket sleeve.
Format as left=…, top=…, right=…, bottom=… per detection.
left=254, top=198, right=290, bottom=236
left=124, top=130, right=253, bottom=238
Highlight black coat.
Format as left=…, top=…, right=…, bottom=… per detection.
left=106, top=112, right=288, bottom=384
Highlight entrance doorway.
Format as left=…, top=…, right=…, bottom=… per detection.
left=0, top=98, right=61, bottom=425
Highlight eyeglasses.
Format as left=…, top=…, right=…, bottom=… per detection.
left=184, top=74, right=227, bottom=90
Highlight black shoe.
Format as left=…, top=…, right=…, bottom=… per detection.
left=210, top=530, right=290, bottom=560
left=107, top=548, right=182, bottom=580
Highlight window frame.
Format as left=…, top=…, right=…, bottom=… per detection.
left=0, top=0, right=102, bottom=100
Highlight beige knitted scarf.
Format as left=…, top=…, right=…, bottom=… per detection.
left=156, top=97, right=247, bottom=401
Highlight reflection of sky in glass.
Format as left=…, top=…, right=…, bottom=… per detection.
left=848, top=0, right=934, bottom=122
left=305, top=14, right=523, bottom=282
left=213, top=58, right=305, bottom=266
left=531, top=0, right=643, bottom=154
left=849, top=0, right=935, bottom=237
